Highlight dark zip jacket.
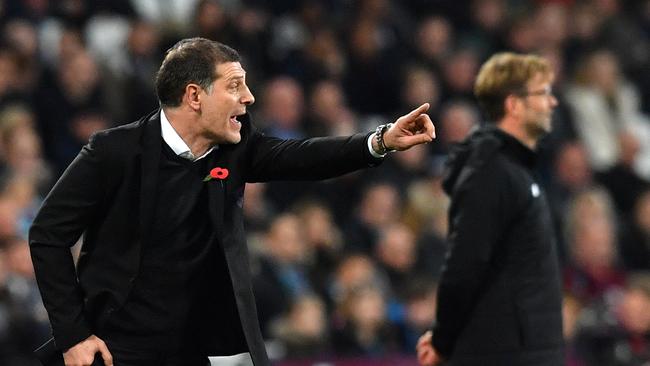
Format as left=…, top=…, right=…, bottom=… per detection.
left=432, top=125, right=564, bottom=365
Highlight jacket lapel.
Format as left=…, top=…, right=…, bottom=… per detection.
left=139, top=112, right=162, bottom=248
left=207, top=152, right=226, bottom=238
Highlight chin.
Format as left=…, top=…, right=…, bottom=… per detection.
left=226, top=133, right=242, bottom=144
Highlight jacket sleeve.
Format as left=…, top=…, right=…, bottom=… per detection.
left=243, top=126, right=382, bottom=183
left=431, top=164, right=512, bottom=358
left=29, top=132, right=109, bottom=351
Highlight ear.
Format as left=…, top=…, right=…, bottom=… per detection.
left=504, top=94, right=521, bottom=117
left=184, top=84, right=202, bottom=111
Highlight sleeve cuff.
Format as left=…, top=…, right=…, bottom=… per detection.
left=53, top=322, right=92, bottom=351
left=431, top=327, right=453, bottom=359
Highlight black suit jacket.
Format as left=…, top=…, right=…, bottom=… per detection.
left=29, top=110, right=382, bottom=366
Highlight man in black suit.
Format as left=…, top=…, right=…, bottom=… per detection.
left=29, top=37, right=435, bottom=366
left=416, top=52, right=563, bottom=365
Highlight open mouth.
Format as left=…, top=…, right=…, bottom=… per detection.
left=229, top=114, right=243, bottom=126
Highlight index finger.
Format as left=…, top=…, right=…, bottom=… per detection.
left=406, top=103, right=430, bottom=119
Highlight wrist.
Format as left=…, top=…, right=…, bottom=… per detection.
left=374, top=123, right=395, bottom=155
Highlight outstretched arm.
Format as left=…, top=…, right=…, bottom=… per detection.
left=246, top=103, right=436, bottom=182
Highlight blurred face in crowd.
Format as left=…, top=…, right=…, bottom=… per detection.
left=617, top=288, right=650, bottom=334
left=360, top=184, right=400, bottom=227
left=440, top=102, right=478, bottom=144
left=199, top=61, right=254, bottom=144
left=349, top=287, right=385, bottom=329
left=573, top=219, right=616, bottom=269
left=377, top=224, right=416, bottom=273
left=267, top=214, right=307, bottom=264
left=289, top=296, right=326, bottom=338
left=554, top=142, right=592, bottom=190
left=517, top=72, right=558, bottom=139
left=402, top=66, right=439, bottom=110
left=262, top=77, right=303, bottom=128
left=406, top=290, right=437, bottom=330
left=416, top=16, right=452, bottom=60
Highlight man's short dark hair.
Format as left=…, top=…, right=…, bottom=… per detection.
left=155, top=37, right=241, bottom=107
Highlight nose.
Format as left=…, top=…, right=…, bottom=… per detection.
left=241, top=85, right=255, bottom=106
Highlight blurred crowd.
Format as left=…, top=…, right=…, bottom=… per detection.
left=0, top=0, right=648, bottom=365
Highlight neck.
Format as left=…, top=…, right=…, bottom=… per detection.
left=496, top=116, right=537, bottom=150
left=163, top=107, right=213, bottom=157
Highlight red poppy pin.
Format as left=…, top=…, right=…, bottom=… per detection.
left=204, top=167, right=229, bottom=182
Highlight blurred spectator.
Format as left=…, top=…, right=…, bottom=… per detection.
left=367, top=144, right=431, bottom=198
left=270, top=294, right=330, bottom=360
left=304, top=79, right=357, bottom=138
left=101, top=19, right=162, bottom=122
left=252, top=213, right=315, bottom=337
left=533, top=2, right=570, bottom=51
left=565, top=49, right=650, bottom=179
left=399, top=64, right=440, bottom=115
left=439, top=47, right=480, bottom=102
left=564, top=187, right=627, bottom=303
left=294, top=200, right=343, bottom=301
left=575, top=272, right=650, bottom=366
left=413, top=16, right=453, bottom=73
left=260, top=76, right=305, bottom=139
left=0, top=105, right=53, bottom=194
left=285, top=27, right=347, bottom=88
left=0, top=173, right=40, bottom=239
left=130, top=0, right=200, bottom=35
left=328, top=254, right=389, bottom=311
left=330, top=284, right=400, bottom=357
left=344, top=18, right=401, bottom=116
left=374, top=223, right=419, bottom=300
left=35, top=48, right=108, bottom=173
left=563, top=292, right=587, bottom=366
left=402, top=177, right=450, bottom=279
left=547, top=141, right=595, bottom=260
left=242, top=182, right=274, bottom=235
left=504, top=12, right=539, bottom=53
left=193, top=0, right=235, bottom=45
left=596, top=131, right=650, bottom=217
left=2, top=19, right=40, bottom=94
left=430, top=99, right=479, bottom=158
left=0, top=48, right=22, bottom=107
left=0, top=247, right=32, bottom=366
left=618, top=189, right=650, bottom=271
left=397, top=279, right=437, bottom=354
left=4, top=236, right=50, bottom=346
left=344, top=182, right=401, bottom=254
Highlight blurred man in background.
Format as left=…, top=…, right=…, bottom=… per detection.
left=417, top=52, right=563, bottom=365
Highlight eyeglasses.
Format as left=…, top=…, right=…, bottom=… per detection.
left=516, top=85, right=554, bottom=97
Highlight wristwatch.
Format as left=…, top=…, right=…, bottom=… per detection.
left=374, top=123, right=396, bottom=155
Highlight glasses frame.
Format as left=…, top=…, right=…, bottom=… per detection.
left=515, top=85, right=554, bottom=98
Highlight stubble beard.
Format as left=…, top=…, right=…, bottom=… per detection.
left=523, top=116, right=552, bottom=143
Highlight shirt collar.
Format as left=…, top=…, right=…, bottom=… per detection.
left=160, top=109, right=216, bottom=161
